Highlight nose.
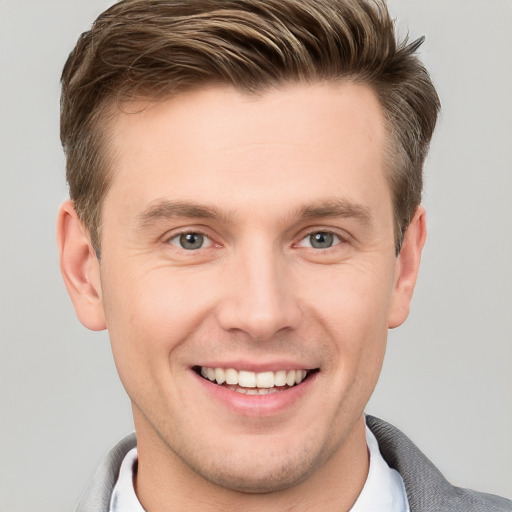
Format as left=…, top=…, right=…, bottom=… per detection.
left=216, top=243, right=301, bottom=341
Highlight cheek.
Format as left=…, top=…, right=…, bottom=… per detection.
left=100, top=260, right=228, bottom=387
left=301, top=262, right=393, bottom=389
left=100, top=266, right=196, bottom=383
left=304, top=261, right=395, bottom=337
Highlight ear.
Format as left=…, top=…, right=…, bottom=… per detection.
left=56, top=200, right=106, bottom=331
left=388, top=206, right=427, bottom=329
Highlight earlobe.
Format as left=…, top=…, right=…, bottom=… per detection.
left=388, top=206, right=427, bottom=329
left=56, top=200, right=106, bottom=331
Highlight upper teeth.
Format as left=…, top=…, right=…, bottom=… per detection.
left=200, top=367, right=308, bottom=388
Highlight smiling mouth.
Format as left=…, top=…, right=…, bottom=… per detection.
left=194, top=366, right=318, bottom=395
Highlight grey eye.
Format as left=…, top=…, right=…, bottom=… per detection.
left=298, top=231, right=341, bottom=249
left=169, top=232, right=210, bottom=250
left=309, top=232, right=334, bottom=249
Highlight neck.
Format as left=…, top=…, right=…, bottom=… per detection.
left=134, top=413, right=369, bottom=512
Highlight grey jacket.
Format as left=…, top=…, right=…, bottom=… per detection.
left=76, top=416, right=511, bottom=511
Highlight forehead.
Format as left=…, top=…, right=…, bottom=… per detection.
left=111, top=81, right=384, bottom=154
left=103, top=82, right=390, bottom=223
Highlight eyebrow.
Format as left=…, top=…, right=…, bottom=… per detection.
left=296, top=199, right=373, bottom=225
left=136, top=200, right=232, bottom=228
left=136, top=198, right=373, bottom=228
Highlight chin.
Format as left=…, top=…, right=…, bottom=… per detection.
left=185, top=441, right=326, bottom=494
left=197, top=462, right=311, bottom=494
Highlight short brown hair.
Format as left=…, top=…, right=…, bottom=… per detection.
left=60, top=0, right=440, bottom=254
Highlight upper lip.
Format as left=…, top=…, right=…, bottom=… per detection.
left=193, top=361, right=318, bottom=372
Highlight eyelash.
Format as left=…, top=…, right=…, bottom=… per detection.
left=295, top=229, right=346, bottom=250
left=166, top=230, right=214, bottom=251
left=165, top=228, right=346, bottom=252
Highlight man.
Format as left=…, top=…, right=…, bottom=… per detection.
left=56, top=0, right=511, bottom=511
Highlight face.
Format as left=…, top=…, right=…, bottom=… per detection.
left=62, top=82, right=423, bottom=495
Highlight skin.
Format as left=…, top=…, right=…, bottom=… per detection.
left=57, top=82, right=426, bottom=511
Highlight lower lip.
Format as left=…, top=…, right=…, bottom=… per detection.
left=192, top=370, right=318, bottom=417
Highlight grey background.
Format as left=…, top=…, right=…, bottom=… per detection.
left=0, top=1, right=510, bottom=510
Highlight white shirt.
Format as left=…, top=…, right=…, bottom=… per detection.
left=351, top=427, right=410, bottom=511
left=110, top=426, right=410, bottom=512
left=109, top=447, right=142, bottom=512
